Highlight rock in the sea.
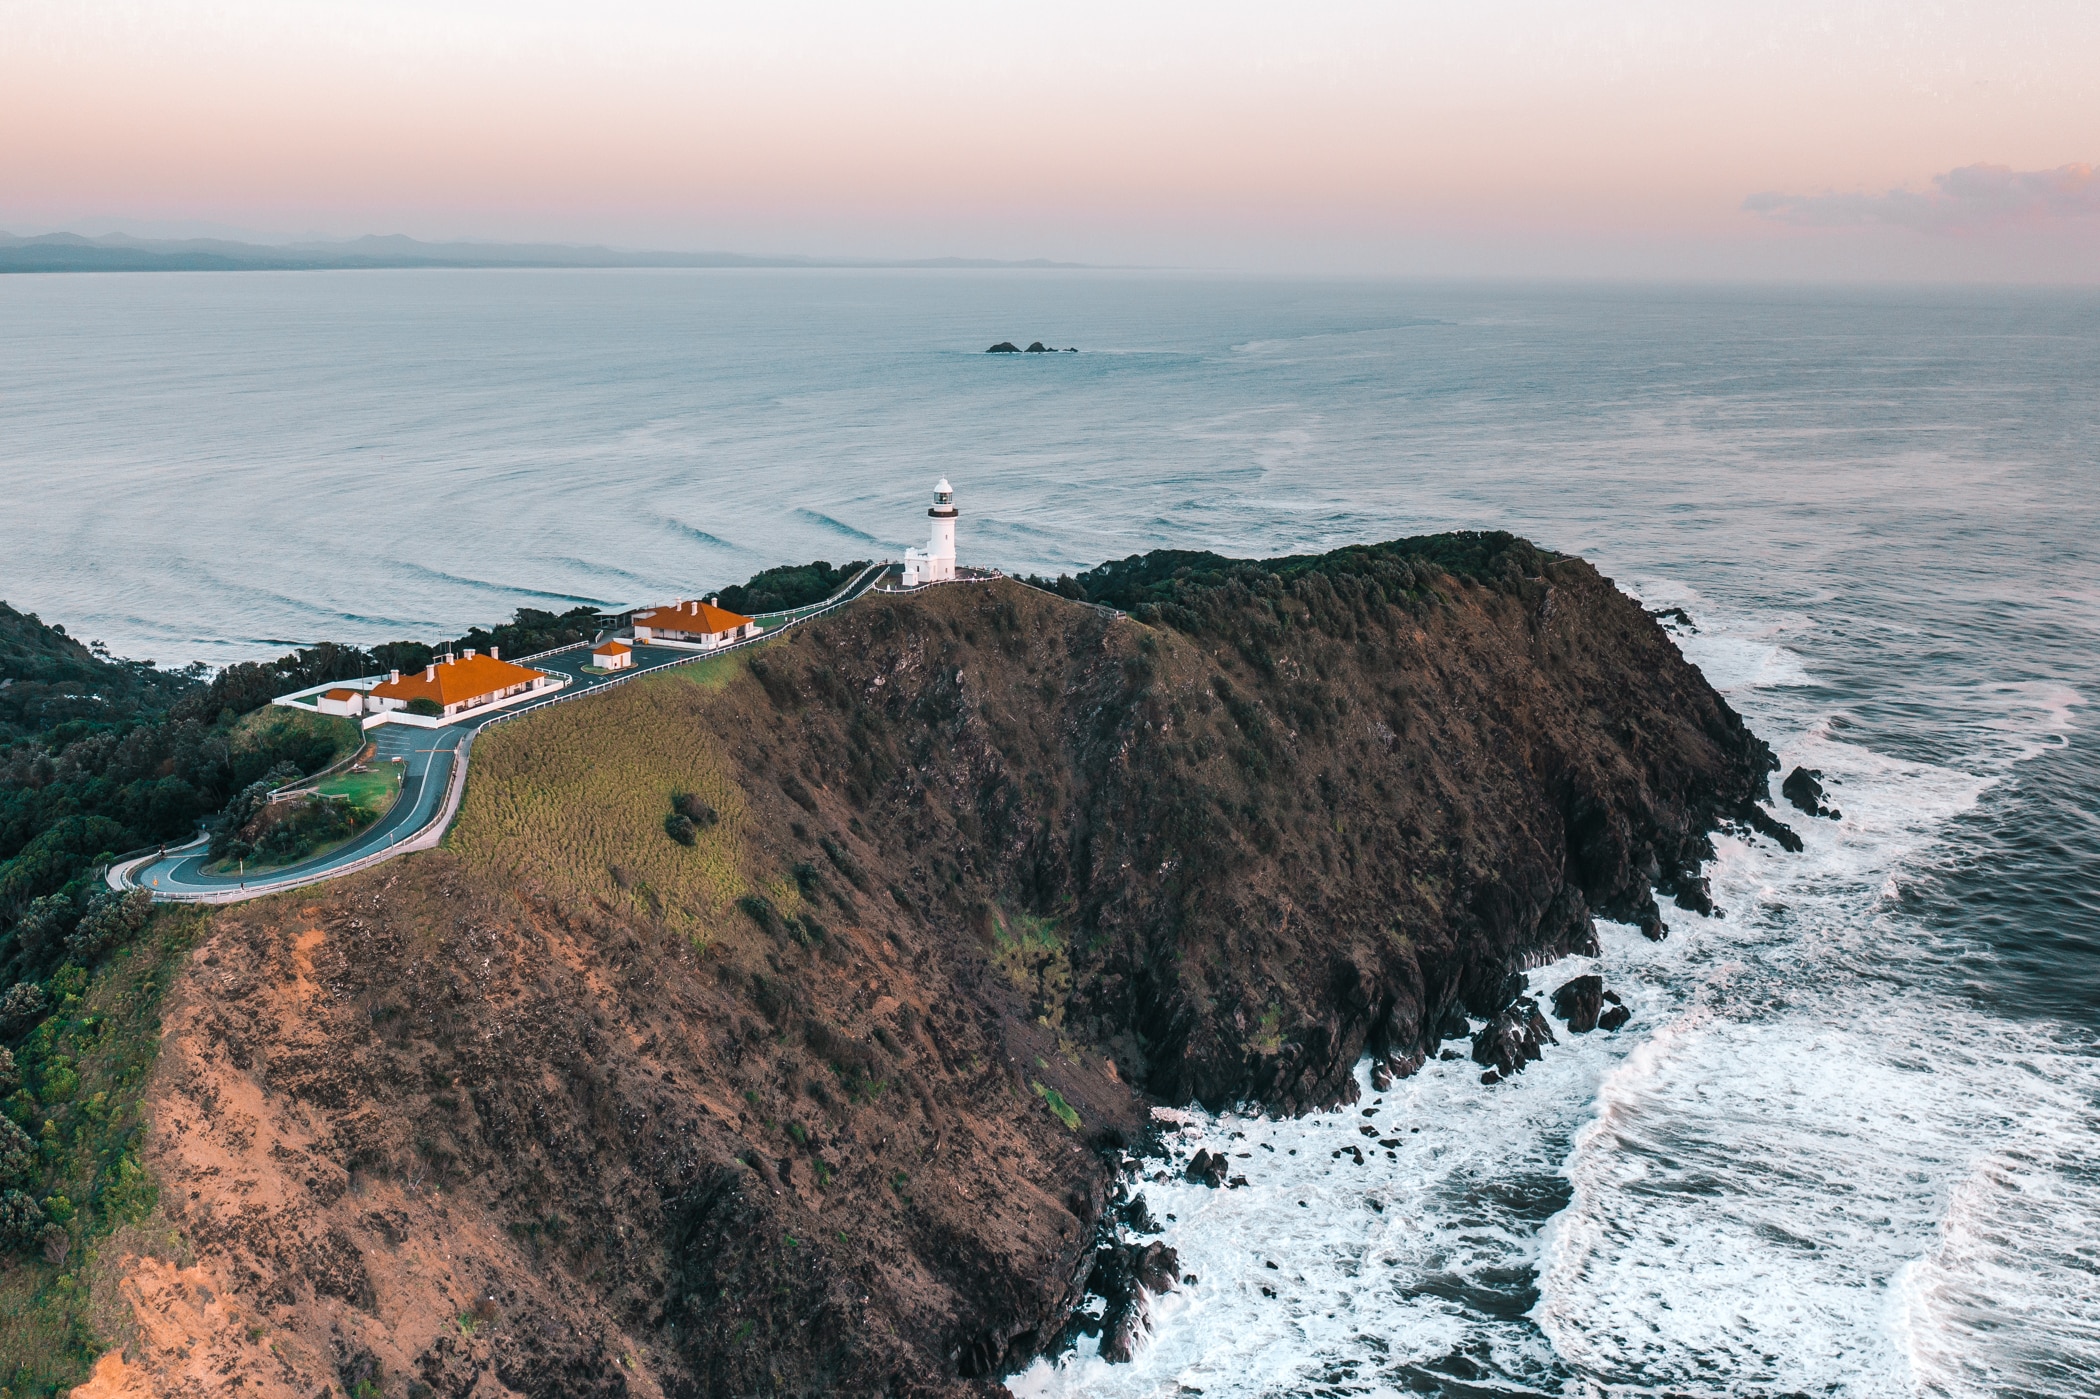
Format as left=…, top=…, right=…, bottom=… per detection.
left=987, top=341, right=1020, bottom=353
left=1370, top=1061, right=1392, bottom=1091
left=1026, top=341, right=1051, bottom=352
left=1599, top=1003, right=1632, bottom=1032
left=1471, top=997, right=1557, bottom=1077
left=1124, top=1193, right=1163, bottom=1235
left=1134, top=1242, right=1180, bottom=1294
left=1782, top=766, right=1842, bottom=820
left=1183, top=1148, right=1228, bottom=1188
left=1550, top=974, right=1604, bottom=1033
left=1091, top=1241, right=1180, bottom=1362
left=1743, top=801, right=1805, bottom=853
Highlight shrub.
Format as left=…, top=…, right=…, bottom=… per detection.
left=1032, top=1080, right=1082, bottom=1131
left=664, top=812, right=697, bottom=846
left=406, top=697, right=444, bottom=718
left=209, top=778, right=275, bottom=860
left=0, top=1188, right=42, bottom=1250
left=0, top=982, right=48, bottom=1039
left=0, top=1113, right=34, bottom=1184
left=64, top=888, right=152, bottom=964
left=736, top=895, right=778, bottom=935
left=672, top=792, right=718, bottom=828
left=0, top=1047, right=14, bottom=1094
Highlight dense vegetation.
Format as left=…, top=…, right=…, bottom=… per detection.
left=713, top=559, right=868, bottom=616
left=1034, top=531, right=1556, bottom=641
left=0, top=907, right=200, bottom=1397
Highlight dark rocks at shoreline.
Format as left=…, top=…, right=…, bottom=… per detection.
left=1369, top=1048, right=1425, bottom=1092
left=1549, top=976, right=1631, bottom=1033
left=1089, top=1240, right=1181, bottom=1363
left=1472, top=997, right=1557, bottom=1077
left=1783, top=765, right=1842, bottom=820
left=1743, top=800, right=1806, bottom=852
left=987, top=341, right=1020, bottom=352
left=1551, top=975, right=1605, bottom=1032
left=1124, top=1193, right=1164, bottom=1235
left=985, top=340, right=1079, bottom=353
left=1183, top=1148, right=1229, bottom=1188
left=1646, top=605, right=1698, bottom=632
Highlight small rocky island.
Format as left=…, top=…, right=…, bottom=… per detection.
left=987, top=340, right=1077, bottom=352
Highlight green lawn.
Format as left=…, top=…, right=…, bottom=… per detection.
left=314, top=764, right=403, bottom=811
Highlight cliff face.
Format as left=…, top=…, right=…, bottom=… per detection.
left=98, top=537, right=1774, bottom=1398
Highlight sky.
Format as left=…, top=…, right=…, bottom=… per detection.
left=4, top=0, right=2098, bottom=280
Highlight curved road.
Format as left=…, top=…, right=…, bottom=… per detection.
left=116, top=563, right=890, bottom=903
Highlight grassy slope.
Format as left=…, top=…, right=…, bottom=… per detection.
left=228, top=705, right=361, bottom=772
left=0, top=908, right=203, bottom=1398
left=448, top=653, right=764, bottom=938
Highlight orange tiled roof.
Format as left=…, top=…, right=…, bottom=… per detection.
left=594, top=641, right=632, bottom=655
left=321, top=688, right=359, bottom=701
left=632, top=600, right=754, bottom=635
left=370, top=653, right=547, bottom=709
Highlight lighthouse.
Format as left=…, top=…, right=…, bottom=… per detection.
left=901, top=478, right=959, bottom=587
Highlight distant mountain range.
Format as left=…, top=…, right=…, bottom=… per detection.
left=0, top=231, right=1088, bottom=273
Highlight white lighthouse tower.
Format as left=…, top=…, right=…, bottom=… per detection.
left=901, top=478, right=959, bottom=587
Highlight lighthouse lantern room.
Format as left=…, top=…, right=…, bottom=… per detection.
left=901, top=478, right=959, bottom=587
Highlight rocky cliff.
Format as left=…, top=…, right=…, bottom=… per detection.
left=80, top=534, right=1778, bottom=1398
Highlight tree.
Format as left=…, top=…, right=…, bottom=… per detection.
left=0, top=1188, right=43, bottom=1251
left=0, top=1113, right=33, bottom=1185
left=65, top=887, right=152, bottom=963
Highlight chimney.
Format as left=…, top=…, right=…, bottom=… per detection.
left=388, top=669, right=400, bottom=684
left=445, top=653, right=456, bottom=665
left=425, top=664, right=436, bottom=681
left=489, top=645, right=499, bottom=660
left=463, top=648, right=475, bottom=660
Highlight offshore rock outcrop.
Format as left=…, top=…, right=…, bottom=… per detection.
left=96, top=533, right=1778, bottom=1396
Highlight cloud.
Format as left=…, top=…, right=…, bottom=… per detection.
left=1744, top=163, right=2100, bottom=234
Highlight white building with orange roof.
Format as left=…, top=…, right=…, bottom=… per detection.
left=366, top=648, right=561, bottom=721
left=315, top=687, right=366, bottom=717
left=591, top=640, right=633, bottom=670
left=630, top=599, right=757, bottom=649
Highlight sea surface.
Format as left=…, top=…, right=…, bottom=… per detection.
left=4, top=271, right=2096, bottom=1396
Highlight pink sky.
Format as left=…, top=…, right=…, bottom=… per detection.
left=5, top=0, right=2098, bottom=278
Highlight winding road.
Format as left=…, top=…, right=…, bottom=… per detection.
left=113, top=562, right=890, bottom=904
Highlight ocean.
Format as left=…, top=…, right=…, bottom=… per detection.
left=4, top=270, right=2096, bottom=1395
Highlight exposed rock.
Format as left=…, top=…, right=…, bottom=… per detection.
left=1124, top=1193, right=1163, bottom=1235
left=987, top=341, right=1020, bottom=353
left=1133, top=1241, right=1180, bottom=1295
left=1550, top=974, right=1604, bottom=1032
left=1471, top=997, right=1557, bottom=1077
left=1599, top=1003, right=1632, bottom=1032
left=1026, top=341, right=1051, bottom=353
left=1782, top=766, right=1842, bottom=820
left=1744, top=801, right=1806, bottom=852
left=1183, top=1148, right=1229, bottom=1188
left=1090, top=1241, right=1178, bottom=1363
